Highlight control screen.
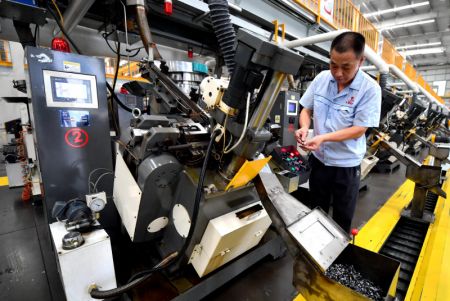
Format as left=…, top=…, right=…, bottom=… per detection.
left=43, top=70, right=98, bottom=109
left=286, top=100, right=298, bottom=116
left=52, top=77, right=92, bottom=104
left=288, top=102, right=297, bottom=113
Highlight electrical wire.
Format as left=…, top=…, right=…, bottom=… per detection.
left=93, top=172, right=114, bottom=193
left=88, top=168, right=113, bottom=193
left=222, top=114, right=228, bottom=154
left=116, top=140, right=139, bottom=161
left=101, top=32, right=141, bottom=58
left=50, top=0, right=64, bottom=26
left=90, top=129, right=222, bottom=299
left=33, top=24, right=39, bottom=46
left=224, top=92, right=250, bottom=154
left=112, top=32, right=121, bottom=92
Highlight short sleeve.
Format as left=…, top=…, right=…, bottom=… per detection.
left=299, top=71, right=326, bottom=110
left=353, top=85, right=382, bottom=127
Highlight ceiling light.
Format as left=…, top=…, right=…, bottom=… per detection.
left=364, top=1, right=430, bottom=17
left=396, top=42, right=442, bottom=50
left=379, top=19, right=435, bottom=31
left=400, top=47, right=445, bottom=56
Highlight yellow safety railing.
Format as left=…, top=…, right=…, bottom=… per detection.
left=0, top=40, right=13, bottom=67
left=293, top=0, right=320, bottom=20
left=356, top=13, right=378, bottom=51
left=404, top=63, right=417, bottom=82
left=105, top=59, right=146, bottom=83
left=417, top=75, right=425, bottom=89
left=294, top=0, right=378, bottom=50
left=332, top=0, right=378, bottom=50
left=381, top=40, right=396, bottom=65
left=117, top=61, right=141, bottom=78
left=381, top=39, right=407, bottom=71
left=292, top=0, right=445, bottom=104
left=394, top=55, right=404, bottom=70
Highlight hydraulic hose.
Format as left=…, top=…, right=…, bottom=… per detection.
left=208, top=0, right=236, bottom=76
left=90, top=129, right=221, bottom=299
left=135, top=4, right=163, bottom=60
left=379, top=72, right=388, bottom=90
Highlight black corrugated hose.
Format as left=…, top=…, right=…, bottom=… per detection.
left=208, top=0, right=236, bottom=76
left=379, top=72, right=388, bottom=90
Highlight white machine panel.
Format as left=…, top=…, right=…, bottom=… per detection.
left=287, top=208, right=350, bottom=271
left=5, top=162, right=23, bottom=187
left=49, top=222, right=117, bottom=301
left=113, top=152, right=142, bottom=240
left=190, top=201, right=272, bottom=277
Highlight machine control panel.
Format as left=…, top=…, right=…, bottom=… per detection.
left=286, top=99, right=299, bottom=116
left=271, top=145, right=307, bottom=175
left=43, top=70, right=98, bottom=109
left=269, top=91, right=300, bottom=146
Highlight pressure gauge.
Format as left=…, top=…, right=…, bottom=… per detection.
left=86, top=192, right=107, bottom=212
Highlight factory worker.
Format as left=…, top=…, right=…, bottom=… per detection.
left=295, top=32, right=381, bottom=232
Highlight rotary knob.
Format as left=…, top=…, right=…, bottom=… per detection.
left=62, top=231, right=85, bottom=250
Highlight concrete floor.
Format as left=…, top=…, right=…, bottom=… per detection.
left=0, top=161, right=406, bottom=301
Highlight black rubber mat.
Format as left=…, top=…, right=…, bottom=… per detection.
left=0, top=186, right=65, bottom=301
left=379, top=192, right=438, bottom=300
left=0, top=187, right=35, bottom=236
left=0, top=227, right=52, bottom=301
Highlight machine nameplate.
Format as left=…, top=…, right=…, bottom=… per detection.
left=60, top=110, right=90, bottom=127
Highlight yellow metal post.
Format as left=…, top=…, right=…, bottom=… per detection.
left=272, top=20, right=279, bottom=43
left=317, top=0, right=322, bottom=24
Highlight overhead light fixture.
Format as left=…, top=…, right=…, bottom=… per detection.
left=379, top=19, right=435, bottom=31
left=364, top=1, right=430, bottom=17
left=399, top=47, right=444, bottom=56
left=396, top=42, right=442, bottom=50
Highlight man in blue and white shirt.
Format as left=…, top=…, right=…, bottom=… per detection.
left=295, top=32, right=381, bottom=232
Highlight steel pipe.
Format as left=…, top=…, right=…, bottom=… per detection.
left=283, top=29, right=349, bottom=49
left=53, top=0, right=96, bottom=36
left=360, top=65, right=378, bottom=71
left=248, top=72, right=287, bottom=131
left=388, top=65, right=420, bottom=93
left=364, top=46, right=389, bottom=74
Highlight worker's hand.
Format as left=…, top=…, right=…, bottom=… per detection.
left=302, top=135, right=324, bottom=151
left=295, top=128, right=309, bottom=145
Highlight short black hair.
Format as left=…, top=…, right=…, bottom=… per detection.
left=331, top=32, right=365, bottom=57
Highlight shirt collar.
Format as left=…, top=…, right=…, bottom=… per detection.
left=330, top=69, right=364, bottom=91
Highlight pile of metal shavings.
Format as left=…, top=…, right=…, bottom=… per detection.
left=325, top=263, right=384, bottom=301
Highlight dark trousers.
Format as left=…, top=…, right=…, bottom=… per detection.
left=309, top=154, right=360, bottom=232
